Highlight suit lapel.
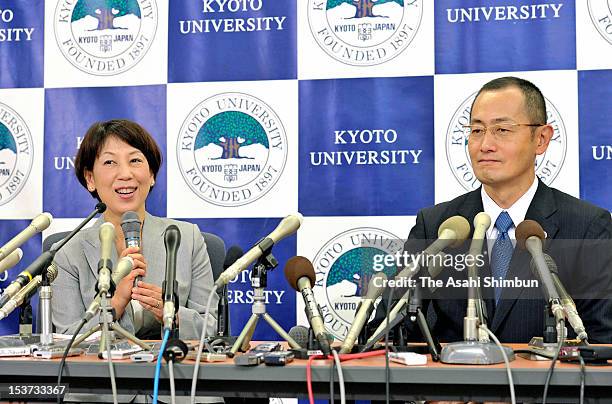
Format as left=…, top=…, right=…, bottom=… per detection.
left=141, top=212, right=166, bottom=285
left=490, top=180, right=559, bottom=333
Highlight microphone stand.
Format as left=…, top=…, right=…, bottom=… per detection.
left=229, top=244, right=301, bottom=356
left=518, top=303, right=585, bottom=360
left=72, top=280, right=152, bottom=357
left=360, top=284, right=442, bottom=361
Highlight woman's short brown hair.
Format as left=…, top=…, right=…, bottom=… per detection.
left=75, top=119, right=162, bottom=199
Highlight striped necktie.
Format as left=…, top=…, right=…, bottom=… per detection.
left=491, top=211, right=514, bottom=304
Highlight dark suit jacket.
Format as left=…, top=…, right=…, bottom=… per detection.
left=388, top=180, right=612, bottom=343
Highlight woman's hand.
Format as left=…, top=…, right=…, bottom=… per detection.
left=111, top=246, right=147, bottom=318
left=132, top=281, right=163, bottom=322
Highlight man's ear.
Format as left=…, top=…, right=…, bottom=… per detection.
left=535, top=124, right=554, bottom=155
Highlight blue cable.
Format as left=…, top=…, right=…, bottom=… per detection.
left=153, top=329, right=170, bottom=404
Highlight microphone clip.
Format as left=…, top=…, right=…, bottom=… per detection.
left=96, top=258, right=115, bottom=295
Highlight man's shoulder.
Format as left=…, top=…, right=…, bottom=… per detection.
left=549, top=187, right=608, bottom=217
left=418, top=189, right=479, bottom=220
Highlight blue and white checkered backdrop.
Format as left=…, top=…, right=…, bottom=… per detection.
left=0, top=0, right=611, bottom=340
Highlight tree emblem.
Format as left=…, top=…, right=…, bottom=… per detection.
left=326, top=0, right=404, bottom=18
left=195, top=111, right=269, bottom=160
left=0, top=124, right=17, bottom=156
left=328, top=247, right=396, bottom=297
left=72, top=0, right=141, bottom=30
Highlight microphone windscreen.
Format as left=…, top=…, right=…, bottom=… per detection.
left=516, top=220, right=545, bottom=250
left=438, top=215, right=471, bottom=247
left=96, top=202, right=107, bottom=213
left=284, top=256, right=316, bottom=292
left=288, top=325, right=309, bottom=349
left=120, top=211, right=141, bottom=233
left=224, top=246, right=244, bottom=270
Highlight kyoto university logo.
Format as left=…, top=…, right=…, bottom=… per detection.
left=445, top=92, right=567, bottom=191
left=54, top=0, right=158, bottom=75
left=588, top=1, right=612, bottom=46
left=312, top=228, right=402, bottom=340
left=177, top=93, right=287, bottom=207
left=307, top=0, right=422, bottom=66
left=0, top=102, right=33, bottom=206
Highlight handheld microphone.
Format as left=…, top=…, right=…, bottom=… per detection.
left=96, top=222, right=115, bottom=295
left=540, top=253, right=588, bottom=341
left=121, top=211, right=141, bottom=248
left=83, top=257, right=134, bottom=321
left=516, top=220, right=564, bottom=324
left=284, top=256, right=331, bottom=355
left=0, top=264, right=58, bottom=320
left=0, top=212, right=52, bottom=262
left=162, top=225, right=181, bottom=331
left=217, top=246, right=243, bottom=337
left=121, top=211, right=142, bottom=287
left=0, top=248, right=22, bottom=275
left=339, top=272, right=388, bottom=354
left=214, top=213, right=303, bottom=288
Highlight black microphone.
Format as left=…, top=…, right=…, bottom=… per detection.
left=217, top=246, right=243, bottom=337
left=284, top=256, right=331, bottom=355
left=121, top=211, right=142, bottom=287
left=541, top=253, right=588, bottom=341
left=162, top=225, right=181, bottom=332
left=0, top=202, right=106, bottom=308
left=516, top=220, right=564, bottom=324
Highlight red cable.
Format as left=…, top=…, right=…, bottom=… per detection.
left=306, top=350, right=387, bottom=404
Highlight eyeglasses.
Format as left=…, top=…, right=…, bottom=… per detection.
left=463, top=123, right=544, bottom=141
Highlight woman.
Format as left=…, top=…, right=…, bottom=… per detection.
left=51, top=119, right=217, bottom=340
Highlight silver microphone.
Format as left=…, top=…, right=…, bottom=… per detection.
left=339, top=272, right=388, bottom=354
left=0, top=264, right=58, bottom=320
left=83, top=257, right=134, bottom=321
left=97, top=223, right=115, bottom=294
left=0, top=213, right=52, bottom=262
left=0, top=248, right=23, bottom=275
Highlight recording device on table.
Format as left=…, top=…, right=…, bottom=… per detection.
left=234, top=342, right=282, bottom=366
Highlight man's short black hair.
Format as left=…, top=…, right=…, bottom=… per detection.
left=472, top=76, right=547, bottom=125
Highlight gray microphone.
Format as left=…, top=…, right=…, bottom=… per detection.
left=121, top=211, right=142, bottom=286
left=339, top=272, right=388, bottom=354
left=0, top=213, right=52, bottom=262
left=0, top=264, right=58, bottom=320
left=96, top=222, right=115, bottom=294
left=284, top=256, right=331, bottom=355
left=516, top=220, right=564, bottom=324
left=540, top=253, right=588, bottom=341
left=0, top=248, right=22, bottom=275
left=84, top=257, right=134, bottom=321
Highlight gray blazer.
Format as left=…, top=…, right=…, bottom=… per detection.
left=51, top=212, right=218, bottom=340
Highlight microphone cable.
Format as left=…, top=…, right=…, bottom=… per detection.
left=306, top=350, right=386, bottom=404
left=56, top=318, right=87, bottom=404
left=579, top=354, right=585, bottom=404
left=153, top=328, right=170, bottom=404
left=384, top=286, right=396, bottom=404
left=190, top=289, right=216, bottom=404
left=101, top=296, right=118, bottom=404
left=168, top=359, right=176, bottom=404
left=479, top=325, right=516, bottom=404
left=330, top=349, right=345, bottom=404
left=542, top=319, right=565, bottom=404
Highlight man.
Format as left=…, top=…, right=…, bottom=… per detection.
left=382, top=77, right=612, bottom=343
